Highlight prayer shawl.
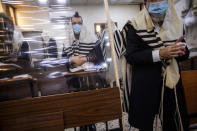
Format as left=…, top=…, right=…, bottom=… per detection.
left=63, top=25, right=97, bottom=57
left=125, top=0, right=185, bottom=130
left=100, top=23, right=132, bottom=112
left=130, top=1, right=182, bottom=89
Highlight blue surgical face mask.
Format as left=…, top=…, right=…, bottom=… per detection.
left=148, top=0, right=168, bottom=17
left=72, top=24, right=82, bottom=34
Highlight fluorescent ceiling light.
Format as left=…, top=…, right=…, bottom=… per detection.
left=2, top=0, right=23, bottom=4
left=57, top=0, right=66, bottom=4
left=39, top=0, right=48, bottom=4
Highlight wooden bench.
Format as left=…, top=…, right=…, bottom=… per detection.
left=0, top=77, right=38, bottom=101
left=0, top=87, right=122, bottom=131
left=181, top=70, right=197, bottom=129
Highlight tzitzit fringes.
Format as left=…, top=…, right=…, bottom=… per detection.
left=174, top=87, right=184, bottom=131
left=158, top=67, right=167, bottom=129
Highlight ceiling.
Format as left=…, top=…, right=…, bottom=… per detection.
left=2, top=0, right=144, bottom=8
left=69, top=0, right=144, bottom=5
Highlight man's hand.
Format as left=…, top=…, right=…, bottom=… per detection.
left=159, top=43, right=186, bottom=60
left=10, top=58, right=18, bottom=62
left=70, top=56, right=87, bottom=67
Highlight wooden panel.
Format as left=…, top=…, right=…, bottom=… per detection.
left=180, top=57, right=197, bottom=71
left=191, top=117, right=197, bottom=125
left=0, top=78, right=38, bottom=101
left=0, top=87, right=122, bottom=129
left=0, top=77, right=36, bottom=86
left=64, top=70, right=106, bottom=77
left=181, top=70, right=197, bottom=124
left=63, top=87, right=121, bottom=128
left=0, top=112, right=64, bottom=131
left=180, top=59, right=193, bottom=71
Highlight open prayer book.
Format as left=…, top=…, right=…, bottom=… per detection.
left=69, top=62, right=96, bottom=72
left=69, top=42, right=105, bottom=72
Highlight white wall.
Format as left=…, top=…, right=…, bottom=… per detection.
left=174, top=0, right=187, bottom=17
left=71, top=5, right=140, bottom=34
left=16, top=7, right=50, bottom=31
left=16, top=5, right=140, bottom=33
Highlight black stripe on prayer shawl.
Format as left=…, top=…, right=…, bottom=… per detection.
left=114, top=40, right=120, bottom=58
left=145, top=37, right=161, bottom=44
left=79, top=42, right=95, bottom=46
left=100, top=36, right=106, bottom=60
left=140, top=34, right=157, bottom=38
left=163, top=39, right=177, bottom=43
left=150, top=43, right=164, bottom=48
left=65, top=47, right=73, bottom=52
left=114, top=30, right=126, bottom=58
left=121, top=69, right=130, bottom=112
left=101, top=44, right=106, bottom=60
left=114, top=31, right=121, bottom=54
left=118, top=31, right=126, bottom=56
left=114, top=34, right=121, bottom=58
left=123, top=86, right=129, bottom=112
left=79, top=45, right=94, bottom=48
left=121, top=31, right=127, bottom=49
left=100, top=41, right=105, bottom=51
left=136, top=28, right=155, bottom=33
left=78, top=48, right=93, bottom=52
left=63, top=42, right=95, bottom=57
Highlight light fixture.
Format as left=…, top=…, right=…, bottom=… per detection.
left=106, top=42, right=110, bottom=47
left=2, top=0, right=24, bottom=5
left=57, top=0, right=66, bottom=4
left=38, top=0, right=48, bottom=4
left=104, top=36, right=109, bottom=40
left=106, top=58, right=112, bottom=62
left=96, top=24, right=101, bottom=33
left=102, top=63, right=108, bottom=68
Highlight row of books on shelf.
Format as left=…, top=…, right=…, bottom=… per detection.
left=0, top=32, right=13, bottom=43
left=0, top=14, right=14, bottom=32
left=0, top=45, right=13, bottom=53
left=0, top=14, right=14, bottom=54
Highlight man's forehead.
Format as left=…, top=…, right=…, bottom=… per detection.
left=72, top=17, right=81, bottom=21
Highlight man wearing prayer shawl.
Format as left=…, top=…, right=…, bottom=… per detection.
left=123, top=0, right=190, bottom=130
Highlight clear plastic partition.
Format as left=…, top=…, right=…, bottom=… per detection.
left=0, top=0, right=149, bottom=130
left=0, top=0, right=124, bottom=102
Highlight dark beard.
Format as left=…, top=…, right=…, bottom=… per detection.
left=151, top=14, right=165, bottom=23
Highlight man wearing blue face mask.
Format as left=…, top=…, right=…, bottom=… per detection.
left=123, top=0, right=189, bottom=130
left=64, top=12, right=98, bottom=68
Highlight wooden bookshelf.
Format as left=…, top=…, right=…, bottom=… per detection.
left=0, top=13, right=14, bottom=55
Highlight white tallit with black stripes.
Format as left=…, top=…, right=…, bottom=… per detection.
left=64, top=25, right=97, bottom=57
left=100, top=23, right=131, bottom=113
left=129, top=0, right=184, bottom=130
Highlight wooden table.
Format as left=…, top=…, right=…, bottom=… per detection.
left=0, top=77, right=37, bottom=97
left=64, top=69, right=107, bottom=91
left=64, top=69, right=106, bottom=77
